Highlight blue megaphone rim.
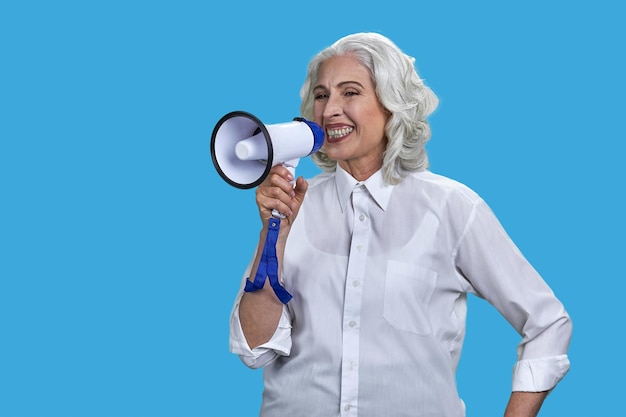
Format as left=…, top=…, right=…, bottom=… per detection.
left=293, top=117, right=325, bottom=155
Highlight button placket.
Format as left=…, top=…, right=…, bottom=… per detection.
left=339, top=185, right=371, bottom=416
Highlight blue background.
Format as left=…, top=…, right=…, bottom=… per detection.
left=1, top=1, right=623, bottom=416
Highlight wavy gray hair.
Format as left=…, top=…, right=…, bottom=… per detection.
left=300, top=32, right=439, bottom=185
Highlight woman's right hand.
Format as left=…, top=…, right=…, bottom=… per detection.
left=256, top=164, right=308, bottom=229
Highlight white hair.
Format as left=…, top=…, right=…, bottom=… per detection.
left=300, top=32, right=439, bottom=185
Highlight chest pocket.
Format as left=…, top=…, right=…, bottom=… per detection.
left=383, top=260, right=437, bottom=336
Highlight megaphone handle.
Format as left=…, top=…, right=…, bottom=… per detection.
left=271, top=160, right=298, bottom=219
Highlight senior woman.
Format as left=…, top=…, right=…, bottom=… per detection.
left=229, top=32, right=572, bottom=417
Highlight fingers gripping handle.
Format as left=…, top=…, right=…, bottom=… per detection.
left=271, top=160, right=298, bottom=219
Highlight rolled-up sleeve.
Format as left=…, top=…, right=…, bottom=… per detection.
left=229, top=288, right=293, bottom=369
left=512, top=354, right=571, bottom=391
left=455, top=197, right=573, bottom=392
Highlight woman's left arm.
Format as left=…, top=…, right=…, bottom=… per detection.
left=454, top=196, right=572, bottom=410
left=504, top=391, right=548, bottom=417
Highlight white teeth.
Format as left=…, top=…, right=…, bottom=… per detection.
left=326, top=127, right=354, bottom=139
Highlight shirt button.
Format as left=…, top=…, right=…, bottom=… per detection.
left=352, top=280, right=360, bottom=287
left=359, top=214, right=366, bottom=221
left=348, top=320, right=357, bottom=328
left=344, top=405, right=351, bottom=412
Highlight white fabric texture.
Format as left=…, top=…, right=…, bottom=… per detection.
left=229, top=166, right=572, bottom=417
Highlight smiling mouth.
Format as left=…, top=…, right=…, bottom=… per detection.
left=326, top=127, right=354, bottom=140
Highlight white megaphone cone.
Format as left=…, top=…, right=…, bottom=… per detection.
left=210, top=110, right=324, bottom=192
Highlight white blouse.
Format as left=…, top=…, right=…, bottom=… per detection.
left=230, top=166, right=571, bottom=417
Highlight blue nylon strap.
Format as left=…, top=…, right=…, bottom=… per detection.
left=244, top=217, right=293, bottom=304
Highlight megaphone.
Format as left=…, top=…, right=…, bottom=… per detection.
left=210, top=111, right=325, bottom=190
left=211, top=111, right=324, bottom=304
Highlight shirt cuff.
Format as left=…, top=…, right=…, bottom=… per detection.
left=511, top=354, right=570, bottom=392
left=229, top=303, right=292, bottom=369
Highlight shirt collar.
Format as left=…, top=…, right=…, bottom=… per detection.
left=335, top=165, right=394, bottom=213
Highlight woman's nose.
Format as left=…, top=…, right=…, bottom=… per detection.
left=322, top=94, right=342, bottom=119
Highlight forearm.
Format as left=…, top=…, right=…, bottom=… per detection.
left=504, top=391, right=548, bottom=417
left=239, top=279, right=284, bottom=349
left=239, top=227, right=289, bottom=349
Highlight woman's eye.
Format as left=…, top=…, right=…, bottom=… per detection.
left=345, top=90, right=359, bottom=96
left=314, top=93, right=328, bottom=100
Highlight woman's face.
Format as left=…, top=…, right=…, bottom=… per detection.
left=313, top=54, right=389, bottom=179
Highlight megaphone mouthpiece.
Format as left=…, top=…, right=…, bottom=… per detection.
left=234, top=131, right=268, bottom=161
